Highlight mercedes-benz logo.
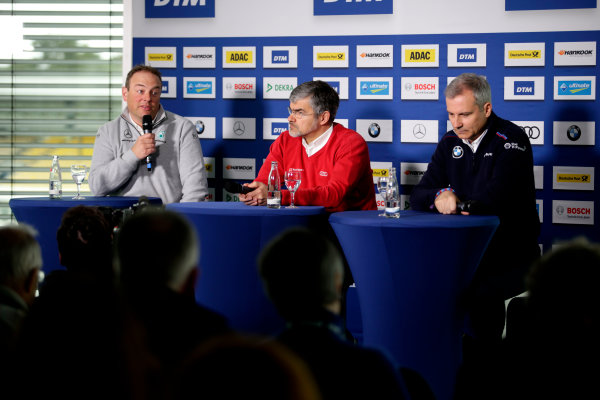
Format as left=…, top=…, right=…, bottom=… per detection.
left=566, top=124, right=581, bottom=141
left=123, top=128, right=132, bottom=139
left=233, top=121, right=245, bottom=136
left=519, top=125, right=540, bottom=140
left=368, top=123, right=381, bottom=138
left=404, top=82, right=413, bottom=91
left=413, top=123, right=426, bottom=139
left=195, top=120, right=205, bottom=135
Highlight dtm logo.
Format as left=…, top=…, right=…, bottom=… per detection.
left=559, top=80, right=592, bottom=95
left=514, top=81, right=534, bottom=95
left=457, top=48, right=477, bottom=62
left=314, top=0, right=393, bottom=15
left=360, top=81, right=389, bottom=95
left=162, top=81, right=169, bottom=93
left=272, top=123, right=288, bottom=136
left=325, top=81, right=340, bottom=94
left=145, top=0, right=215, bottom=18
left=272, top=50, right=289, bottom=64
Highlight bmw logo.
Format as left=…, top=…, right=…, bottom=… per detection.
left=566, top=125, right=581, bottom=141
left=452, top=146, right=464, bottom=159
left=195, top=120, right=205, bottom=135
left=368, top=123, right=381, bottom=138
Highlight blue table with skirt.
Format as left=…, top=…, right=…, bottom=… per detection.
left=329, top=209, right=499, bottom=400
left=166, top=201, right=329, bottom=336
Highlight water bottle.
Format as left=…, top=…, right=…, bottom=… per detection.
left=49, top=155, right=63, bottom=199
left=267, top=161, right=281, bottom=209
left=384, top=166, right=400, bottom=218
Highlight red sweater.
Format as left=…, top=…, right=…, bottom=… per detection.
left=256, top=123, right=377, bottom=212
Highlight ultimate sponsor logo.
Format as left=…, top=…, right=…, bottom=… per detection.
left=356, top=77, right=393, bottom=100
left=145, top=47, right=177, bottom=68
left=313, top=77, right=349, bottom=99
left=263, top=77, right=297, bottom=99
left=400, top=120, right=438, bottom=143
left=160, top=77, right=176, bottom=98
left=356, top=45, right=393, bottom=68
left=222, top=157, right=256, bottom=180
left=185, top=116, right=216, bottom=139
left=447, top=44, right=486, bottom=67
left=553, top=166, right=595, bottom=191
left=356, top=119, right=393, bottom=142
left=504, top=43, right=545, bottom=67
left=222, top=117, right=256, bottom=140
left=222, top=77, right=256, bottom=99
left=401, top=77, right=439, bottom=100
left=313, top=46, right=349, bottom=68
left=183, top=77, right=215, bottom=98
left=552, top=200, right=594, bottom=225
left=222, top=47, right=256, bottom=68
left=554, top=41, right=596, bottom=66
left=183, top=47, right=216, bottom=68
left=552, top=121, right=595, bottom=146
left=504, top=76, right=544, bottom=100
left=262, top=118, right=289, bottom=140
left=512, top=121, right=544, bottom=145
left=263, top=46, right=297, bottom=69
left=402, top=45, right=439, bottom=67
left=400, top=162, right=428, bottom=185
left=145, top=0, right=215, bottom=18
left=554, top=76, right=596, bottom=100
left=313, top=0, right=393, bottom=16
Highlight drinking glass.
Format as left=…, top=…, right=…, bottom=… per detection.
left=377, top=175, right=388, bottom=217
left=284, top=169, right=302, bottom=208
left=71, top=164, right=88, bottom=200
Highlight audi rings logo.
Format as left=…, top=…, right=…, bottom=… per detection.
left=233, top=121, right=245, bottom=136
left=566, top=125, right=581, bottom=141
left=452, top=146, right=464, bottom=159
left=556, top=205, right=565, bottom=215
left=519, top=125, right=540, bottom=140
left=404, top=82, right=413, bottom=91
left=368, top=123, right=381, bottom=138
left=195, top=120, right=205, bottom=135
left=413, top=123, right=426, bottom=139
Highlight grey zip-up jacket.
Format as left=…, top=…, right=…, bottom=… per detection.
left=89, top=107, right=208, bottom=204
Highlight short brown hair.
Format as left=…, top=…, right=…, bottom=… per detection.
left=124, top=64, right=162, bottom=89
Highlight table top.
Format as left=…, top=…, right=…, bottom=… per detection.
left=167, top=201, right=327, bottom=216
left=9, top=196, right=162, bottom=209
left=329, top=209, right=499, bottom=229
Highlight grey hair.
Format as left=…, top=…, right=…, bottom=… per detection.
left=445, top=73, right=491, bottom=110
left=0, top=224, right=42, bottom=285
left=289, top=80, right=340, bottom=122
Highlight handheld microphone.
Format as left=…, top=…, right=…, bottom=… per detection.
left=224, top=181, right=254, bottom=194
left=142, top=114, right=153, bottom=172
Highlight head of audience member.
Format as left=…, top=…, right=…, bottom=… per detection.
left=56, top=205, right=114, bottom=283
left=123, top=64, right=162, bottom=126
left=525, top=237, right=600, bottom=340
left=171, top=334, right=321, bottom=400
left=258, top=227, right=344, bottom=322
left=287, top=80, right=339, bottom=142
left=115, top=207, right=198, bottom=299
left=0, top=224, right=42, bottom=307
left=444, top=72, right=492, bottom=142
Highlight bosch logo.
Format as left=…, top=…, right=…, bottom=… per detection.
left=195, top=120, right=205, bottom=135
left=368, top=123, right=381, bottom=138
left=566, top=125, right=581, bottom=141
left=567, top=207, right=591, bottom=215
left=233, top=121, right=245, bottom=136
left=234, top=83, right=253, bottom=90
left=414, top=84, right=436, bottom=90
left=519, top=126, right=540, bottom=140
left=412, top=124, right=426, bottom=139
left=452, top=146, right=464, bottom=159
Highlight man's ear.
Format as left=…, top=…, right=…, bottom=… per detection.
left=319, top=110, right=331, bottom=126
left=122, top=86, right=128, bottom=102
left=483, top=102, right=492, bottom=118
left=23, top=268, right=40, bottom=304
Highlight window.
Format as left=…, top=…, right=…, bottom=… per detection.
left=0, top=0, right=123, bottom=225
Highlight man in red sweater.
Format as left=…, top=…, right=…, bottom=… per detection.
left=241, top=80, right=376, bottom=212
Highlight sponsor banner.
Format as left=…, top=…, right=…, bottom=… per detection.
left=553, top=166, right=595, bottom=191
left=554, top=41, right=596, bottom=66
left=222, top=157, right=256, bottom=180
left=263, top=118, right=289, bottom=140
left=400, top=120, right=439, bottom=143
left=313, top=0, right=393, bottom=15
left=401, top=77, right=439, bottom=100
left=512, top=121, right=544, bottom=145
left=203, top=157, right=215, bottom=179
left=145, top=0, right=215, bottom=18
left=222, top=77, right=256, bottom=99
left=222, top=46, right=256, bottom=69
left=145, top=46, right=176, bottom=68
left=371, top=161, right=393, bottom=182
left=222, top=118, right=256, bottom=140
left=504, top=42, right=545, bottom=67
left=536, top=199, right=543, bottom=223
left=183, top=77, right=215, bottom=98
left=356, top=45, right=394, bottom=68
left=506, top=0, right=596, bottom=11
left=223, top=189, right=242, bottom=203
left=205, top=187, right=215, bottom=202
left=401, top=44, right=439, bottom=68
left=400, top=194, right=411, bottom=211
left=263, top=77, right=297, bottom=99
left=313, top=77, right=349, bottom=99
left=184, top=116, right=216, bottom=139
left=313, top=45, right=349, bottom=68
left=552, top=200, right=594, bottom=225
left=356, top=77, right=393, bottom=100
left=356, top=119, right=393, bottom=142
left=335, top=118, right=349, bottom=128
left=263, top=46, right=298, bottom=69
left=534, top=165, right=544, bottom=190
left=552, top=121, right=595, bottom=145
left=447, top=43, right=487, bottom=67
left=183, top=47, right=216, bottom=68
left=504, top=76, right=545, bottom=100
left=554, top=76, right=596, bottom=100
left=160, top=76, right=176, bottom=98
left=400, top=162, right=428, bottom=185
left=446, top=120, right=453, bottom=133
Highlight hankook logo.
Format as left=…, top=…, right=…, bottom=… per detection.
left=226, top=165, right=252, bottom=170
left=233, top=121, right=245, bottom=136
left=368, top=123, right=381, bottom=138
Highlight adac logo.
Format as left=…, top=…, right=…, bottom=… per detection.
left=508, top=50, right=541, bottom=59
left=452, top=146, right=464, bottom=159
left=226, top=51, right=253, bottom=63
left=559, top=80, right=592, bottom=95
left=360, top=81, right=390, bottom=95
left=457, top=48, right=477, bottom=62
left=316, top=52, right=345, bottom=61
left=514, top=81, right=535, bottom=95
left=272, top=50, right=289, bottom=64
left=405, top=49, right=435, bottom=62
left=187, top=81, right=212, bottom=94
left=272, top=122, right=288, bottom=136
left=148, top=53, right=173, bottom=62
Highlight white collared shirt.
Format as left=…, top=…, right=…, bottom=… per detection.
left=462, top=128, right=488, bottom=154
left=303, top=124, right=333, bottom=157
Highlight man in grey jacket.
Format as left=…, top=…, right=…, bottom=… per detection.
left=89, top=65, right=208, bottom=204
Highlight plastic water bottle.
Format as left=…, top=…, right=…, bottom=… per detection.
left=49, top=155, right=63, bottom=199
left=267, top=161, right=281, bottom=209
left=384, top=166, right=400, bottom=218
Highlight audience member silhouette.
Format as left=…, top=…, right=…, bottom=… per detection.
left=114, top=207, right=231, bottom=390
left=170, top=333, right=322, bottom=400
left=258, top=227, right=411, bottom=400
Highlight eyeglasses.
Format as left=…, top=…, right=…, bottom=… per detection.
left=287, top=107, right=314, bottom=119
